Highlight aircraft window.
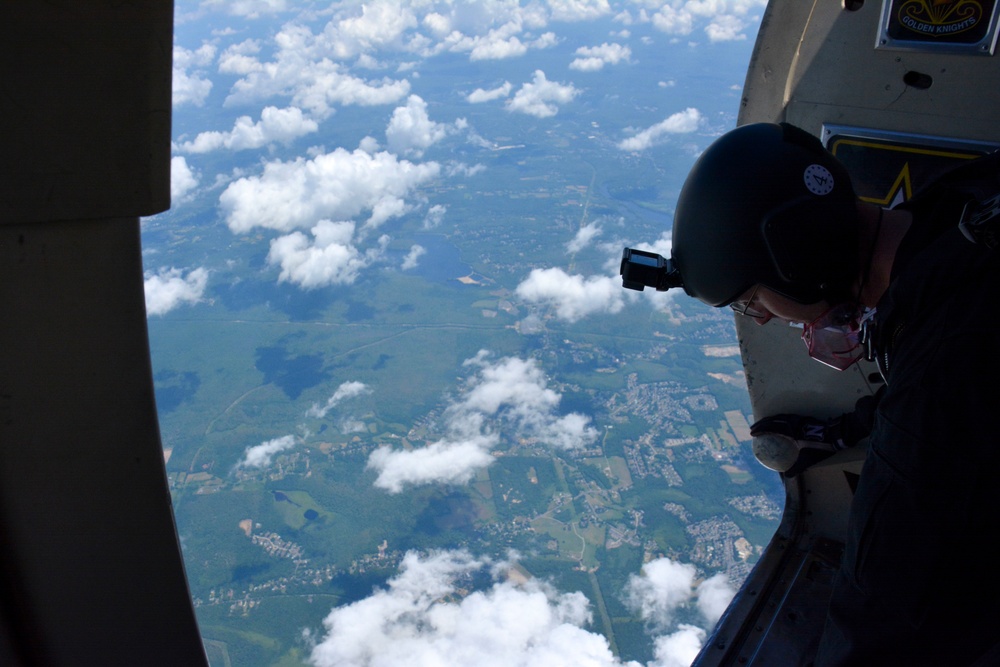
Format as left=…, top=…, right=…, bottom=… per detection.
left=147, top=4, right=782, bottom=666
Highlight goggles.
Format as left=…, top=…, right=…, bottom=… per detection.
left=801, top=303, right=871, bottom=370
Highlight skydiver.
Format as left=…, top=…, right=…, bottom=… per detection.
left=621, top=122, right=1000, bottom=666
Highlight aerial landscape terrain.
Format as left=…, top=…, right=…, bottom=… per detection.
left=147, top=2, right=779, bottom=665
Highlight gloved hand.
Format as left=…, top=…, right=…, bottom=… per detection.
left=750, top=392, right=879, bottom=477
left=750, top=413, right=852, bottom=449
left=749, top=417, right=842, bottom=478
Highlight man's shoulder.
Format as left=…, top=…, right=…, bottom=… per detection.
left=908, top=150, right=1000, bottom=205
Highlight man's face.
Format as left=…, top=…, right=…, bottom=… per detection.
left=730, top=285, right=830, bottom=326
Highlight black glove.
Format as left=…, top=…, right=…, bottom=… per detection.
left=750, top=392, right=880, bottom=477
left=750, top=413, right=852, bottom=449
left=749, top=416, right=841, bottom=477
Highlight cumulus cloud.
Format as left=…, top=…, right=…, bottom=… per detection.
left=306, top=549, right=733, bottom=667
left=440, top=18, right=557, bottom=62
left=322, top=1, right=419, bottom=60
left=172, top=43, right=215, bottom=107
left=650, top=626, right=707, bottom=667
left=570, top=42, right=631, bottom=71
left=144, top=267, right=208, bottom=316
left=237, top=434, right=297, bottom=468
left=507, top=71, right=579, bottom=118
left=567, top=221, right=603, bottom=253
left=515, top=268, right=625, bottom=323
left=547, top=0, right=613, bottom=22
left=203, top=0, right=289, bottom=18
left=306, top=381, right=371, bottom=419
left=368, top=437, right=497, bottom=492
left=468, top=81, right=513, bottom=103
left=224, top=23, right=411, bottom=119
left=705, top=14, right=749, bottom=42
left=385, top=95, right=466, bottom=157
left=218, top=39, right=265, bottom=75
left=648, top=0, right=766, bottom=42
left=170, top=156, right=199, bottom=202
left=625, top=559, right=699, bottom=630
left=624, top=557, right=737, bottom=667
left=618, top=108, right=703, bottom=152
left=219, top=147, right=441, bottom=234
left=401, top=244, right=426, bottom=270
left=267, top=221, right=390, bottom=289
left=695, top=574, right=735, bottom=626
left=367, top=351, right=598, bottom=493
left=650, top=4, right=696, bottom=36
left=175, top=106, right=318, bottom=153
left=423, top=204, right=447, bottom=229
left=308, top=549, right=635, bottom=667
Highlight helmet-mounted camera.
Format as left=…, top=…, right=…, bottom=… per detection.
left=620, top=248, right=683, bottom=292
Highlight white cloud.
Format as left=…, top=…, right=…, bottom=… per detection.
left=144, top=267, right=209, bottom=316
left=650, top=5, right=696, bottom=36
left=224, top=24, right=411, bottom=119
left=567, top=221, right=603, bottom=253
left=705, top=14, right=747, bottom=42
left=368, top=437, right=498, bottom=493
left=423, top=204, right=447, bottom=229
left=546, top=0, right=613, bottom=22
left=445, top=162, right=487, bottom=178
left=175, top=106, right=318, bottom=153
left=219, top=148, right=441, bottom=234
left=267, top=221, right=390, bottom=289
left=401, top=244, right=426, bottom=270
left=422, top=11, right=452, bottom=36
left=170, top=156, right=199, bottom=202
left=203, top=0, right=288, bottom=18
left=468, top=27, right=529, bottom=60
left=467, top=81, right=513, bottom=103
left=624, top=557, right=736, bottom=667
left=440, top=17, right=557, bottom=62
left=647, top=0, right=766, bottom=42
left=507, top=70, right=579, bottom=118
left=570, top=42, right=631, bottom=71
left=172, top=43, right=216, bottom=107
left=323, top=1, right=419, bottom=60
left=618, top=108, right=703, bottom=152
left=237, top=434, right=297, bottom=468
left=650, top=625, right=707, bottom=667
left=367, top=351, right=598, bottom=493
left=307, top=549, right=732, bottom=667
left=515, top=268, right=625, bottom=323
left=695, top=573, right=734, bottom=626
left=625, top=558, right=698, bottom=630
left=306, top=381, right=371, bottom=419
left=308, top=549, right=638, bottom=667
left=385, top=95, right=465, bottom=157
left=218, top=39, right=264, bottom=75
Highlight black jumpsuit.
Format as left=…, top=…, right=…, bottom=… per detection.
left=816, top=153, right=1000, bottom=666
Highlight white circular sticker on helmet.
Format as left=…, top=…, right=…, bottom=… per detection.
left=804, top=164, right=835, bottom=195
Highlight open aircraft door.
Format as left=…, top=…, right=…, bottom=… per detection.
left=693, top=1, right=1000, bottom=664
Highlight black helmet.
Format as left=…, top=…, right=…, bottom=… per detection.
left=671, top=122, right=860, bottom=307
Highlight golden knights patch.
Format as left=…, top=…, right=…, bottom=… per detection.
left=879, top=0, right=1000, bottom=53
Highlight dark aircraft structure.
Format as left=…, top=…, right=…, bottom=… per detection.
left=1, top=3, right=209, bottom=666
left=2, top=1, right=998, bottom=665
